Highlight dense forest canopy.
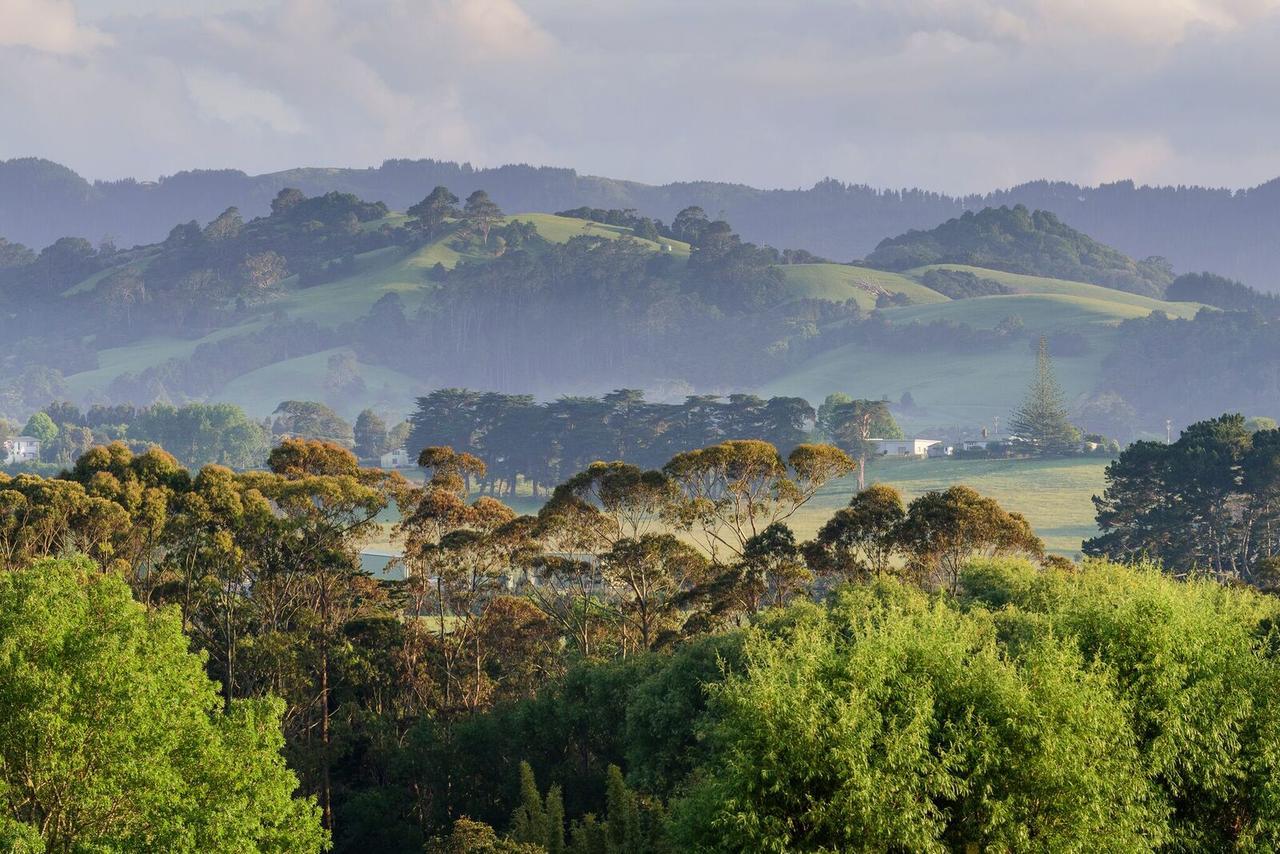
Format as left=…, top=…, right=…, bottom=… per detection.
left=5, top=157, right=1280, bottom=290
left=4, top=431, right=1280, bottom=850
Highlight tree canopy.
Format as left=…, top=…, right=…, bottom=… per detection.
left=867, top=205, right=1174, bottom=296
left=0, top=556, right=326, bottom=852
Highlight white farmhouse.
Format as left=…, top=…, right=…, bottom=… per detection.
left=380, top=448, right=411, bottom=469
left=870, top=438, right=942, bottom=458
left=2, top=436, right=41, bottom=465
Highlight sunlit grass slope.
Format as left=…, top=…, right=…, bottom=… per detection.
left=779, top=264, right=950, bottom=310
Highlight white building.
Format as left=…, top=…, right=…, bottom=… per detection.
left=2, top=436, right=41, bottom=465
left=380, top=448, right=411, bottom=469
left=870, top=438, right=942, bottom=458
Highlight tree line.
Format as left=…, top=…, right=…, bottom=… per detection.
left=405, top=389, right=908, bottom=496
left=11, top=156, right=1280, bottom=288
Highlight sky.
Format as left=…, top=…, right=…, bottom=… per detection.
left=3, top=0, right=1280, bottom=194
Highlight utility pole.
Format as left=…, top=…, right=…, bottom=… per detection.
left=1166, top=419, right=1172, bottom=444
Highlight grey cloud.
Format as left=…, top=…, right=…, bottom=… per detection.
left=3, top=0, right=1280, bottom=193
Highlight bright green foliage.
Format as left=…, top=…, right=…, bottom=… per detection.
left=19, top=411, right=56, bottom=445
left=963, top=558, right=1280, bottom=850
left=0, top=557, right=327, bottom=853
left=672, top=559, right=1280, bottom=852
left=426, top=817, right=541, bottom=853
left=567, top=815, right=607, bottom=854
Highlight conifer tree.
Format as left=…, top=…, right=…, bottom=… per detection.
left=1009, top=337, right=1080, bottom=455
left=545, top=784, right=566, bottom=854
left=604, top=765, right=640, bottom=853
left=509, top=761, right=548, bottom=846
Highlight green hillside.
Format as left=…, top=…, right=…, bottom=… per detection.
left=38, top=191, right=1209, bottom=437
left=762, top=268, right=1207, bottom=433
left=58, top=211, right=689, bottom=417
left=912, top=265, right=1201, bottom=315
left=779, top=264, right=949, bottom=309
left=210, top=347, right=428, bottom=420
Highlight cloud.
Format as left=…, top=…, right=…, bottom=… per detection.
left=4, top=0, right=1280, bottom=193
left=0, top=0, right=111, bottom=53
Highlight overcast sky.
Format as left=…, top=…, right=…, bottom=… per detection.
left=3, top=0, right=1279, bottom=194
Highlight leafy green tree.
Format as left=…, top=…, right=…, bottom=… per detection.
left=1009, top=337, right=1080, bottom=455
left=21, top=411, right=57, bottom=446
left=464, top=190, right=504, bottom=246
left=0, top=556, right=327, bottom=853
left=426, top=818, right=541, bottom=853
left=599, top=533, right=709, bottom=649
left=670, top=577, right=1160, bottom=852
left=408, top=186, right=460, bottom=240
left=962, top=557, right=1280, bottom=849
left=896, top=485, right=1043, bottom=593
left=821, top=398, right=901, bottom=488
left=663, top=440, right=854, bottom=563
left=604, top=765, right=640, bottom=853
left=353, top=408, right=388, bottom=460
left=1086, top=413, right=1280, bottom=583
left=510, top=761, right=549, bottom=847
left=810, top=483, right=905, bottom=582
left=135, top=402, right=269, bottom=469
left=544, top=784, right=565, bottom=854
left=272, top=399, right=355, bottom=447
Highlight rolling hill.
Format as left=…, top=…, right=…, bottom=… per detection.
left=53, top=211, right=691, bottom=419
left=762, top=264, right=1204, bottom=435
left=1, top=186, right=1222, bottom=440
left=8, top=156, right=1280, bottom=290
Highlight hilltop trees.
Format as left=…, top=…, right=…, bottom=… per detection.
left=1009, top=337, right=1080, bottom=455
left=408, top=186, right=460, bottom=239
left=464, top=190, right=504, bottom=245
left=867, top=205, right=1174, bottom=296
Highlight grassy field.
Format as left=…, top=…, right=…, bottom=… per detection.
left=779, top=264, right=949, bottom=310
left=507, top=213, right=692, bottom=257
left=912, top=265, right=1202, bottom=317
left=760, top=338, right=1105, bottom=434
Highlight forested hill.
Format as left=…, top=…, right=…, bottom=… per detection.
left=5, top=157, right=1280, bottom=290
left=865, top=206, right=1174, bottom=297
